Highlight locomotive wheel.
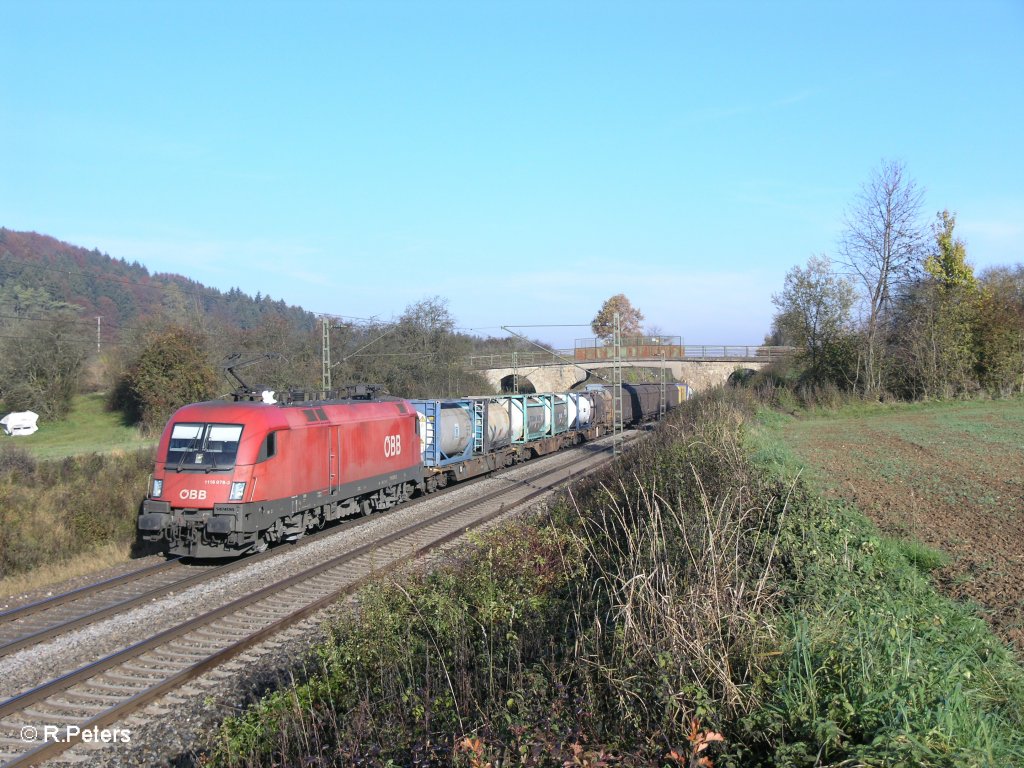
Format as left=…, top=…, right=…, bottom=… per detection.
left=253, top=536, right=269, bottom=554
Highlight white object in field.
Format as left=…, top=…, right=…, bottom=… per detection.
left=261, top=390, right=277, bottom=404
left=1, top=411, right=39, bottom=436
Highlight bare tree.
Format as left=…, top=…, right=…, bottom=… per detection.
left=839, top=160, right=928, bottom=394
left=771, top=255, right=855, bottom=383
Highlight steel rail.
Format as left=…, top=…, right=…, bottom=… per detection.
left=0, top=443, right=620, bottom=767
left=0, top=501, right=404, bottom=659
left=0, top=562, right=223, bottom=658
left=0, top=559, right=183, bottom=624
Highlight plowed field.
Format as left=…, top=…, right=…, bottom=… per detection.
left=776, top=399, right=1024, bottom=651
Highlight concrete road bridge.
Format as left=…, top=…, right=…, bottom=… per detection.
left=467, top=343, right=794, bottom=394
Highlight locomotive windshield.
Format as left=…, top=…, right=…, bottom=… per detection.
left=166, top=423, right=244, bottom=470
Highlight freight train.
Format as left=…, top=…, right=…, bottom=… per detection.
left=137, top=382, right=689, bottom=558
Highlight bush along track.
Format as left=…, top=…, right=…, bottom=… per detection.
left=0, top=445, right=154, bottom=579
left=210, top=392, right=1024, bottom=767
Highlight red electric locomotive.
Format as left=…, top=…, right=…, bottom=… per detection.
left=138, top=395, right=422, bottom=557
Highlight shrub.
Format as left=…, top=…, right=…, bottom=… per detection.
left=0, top=448, right=153, bottom=577
left=0, top=443, right=38, bottom=478
left=111, top=326, right=219, bottom=432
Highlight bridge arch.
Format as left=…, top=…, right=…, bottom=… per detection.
left=499, top=375, right=536, bottom=393
left=478, top=359, right=777, bottom=395
left=727, top=368, right=758, bottom=387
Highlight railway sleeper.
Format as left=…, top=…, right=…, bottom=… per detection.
left=119, top=662, right=177, bottom=676
left=87, top=677, right=150, bottom=692
left=45, top=698, right=110, bottom=715
left=59, top=689, right=131, bottom=705
left=149, top=651, right=211, bottom=663
left=21, top=705, right=87, bottom=720
left=0, top=735, right=36, bottom=747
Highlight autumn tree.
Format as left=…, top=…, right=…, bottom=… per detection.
left=975, top=266, right=1024, bottom=396
left=771, top=255, right=855, bottom=385
left=591, top=294, right=644, bottom=342
left=111, top=326, right=219, bottom=432
left=888, top=211, right=980, bottom=398
left=839, top=160, right=928, bottom=394
left=925, top=210, right=976, bottom=291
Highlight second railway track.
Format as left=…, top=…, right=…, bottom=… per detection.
left=0, top=436, right=622, bottom=767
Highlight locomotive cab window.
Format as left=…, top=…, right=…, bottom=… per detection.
left=167, top=423, right=244, bottom=470
left=257, top=431, right=278, bottom=462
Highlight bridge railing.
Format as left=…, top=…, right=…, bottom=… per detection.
left=682, top=345, right=796, bottom=360
left=466, top=345, right=796, bottom=370
left=466, top=350, right=575, bottom=369
left=574, top=335, right=683, bottom=348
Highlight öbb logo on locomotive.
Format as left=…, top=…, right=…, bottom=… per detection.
left=137, top=383, right=690, bottom=559
left=383, top=434, right=402, bottom=457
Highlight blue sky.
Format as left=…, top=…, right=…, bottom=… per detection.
left=2, top=1, right=1022, bottom=348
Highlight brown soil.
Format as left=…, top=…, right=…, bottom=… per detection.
left=781, top=402, right=1024, bottom=651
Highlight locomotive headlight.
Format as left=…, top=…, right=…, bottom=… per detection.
left=152, top=479, right=163, bottom=498
left=229, top=482, right=246, bottom=501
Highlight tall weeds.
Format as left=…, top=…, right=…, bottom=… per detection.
left=0, top=444, right=153, bottom=577
left=561, top=393, right=784, bottom=745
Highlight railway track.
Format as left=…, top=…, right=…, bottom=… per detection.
left=0, top=491, right=419, bottom=661
left=0, top=435, right=599, bottom=661
left=0, top=438, right=619, bottom=766
left=0, top=559, right=199, bottom=659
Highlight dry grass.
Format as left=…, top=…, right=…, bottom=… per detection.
left=0, top=540, right=133, bottom=599
left=0, top=446, right=153, bottom=578
left=567, top=472, right=784, bottom=730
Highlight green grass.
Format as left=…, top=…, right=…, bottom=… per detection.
left=745, top=412, right=1024, bottom=766
left=767, top=398, right=1024, bottom=519
left=2, top=393, right=154, bottom=459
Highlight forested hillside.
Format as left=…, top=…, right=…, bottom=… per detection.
left=0, top=229, right=315, bottom=333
